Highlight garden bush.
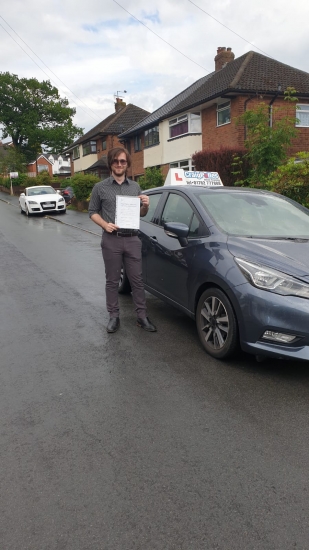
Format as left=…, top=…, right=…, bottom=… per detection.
left=265, top=152, right=309, bottom=207
left=191, top=148, right=251, bottom=186
left=138, top=167, right=164, bottom=190
left=68, top=173, right=100, bottom=201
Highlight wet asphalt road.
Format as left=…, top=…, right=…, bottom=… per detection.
left=0, top=192, right=309, bottom=550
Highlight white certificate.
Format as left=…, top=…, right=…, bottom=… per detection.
left=115, top=196, right=140, bottom=229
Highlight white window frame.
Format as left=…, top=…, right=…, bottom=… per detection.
left=169, top=112, right=201, bottom=139
left=295, top=104, right=309, bottom=127
left=169, top=159, right=195, bottom=171
left=217, top=101, right=231, bottom=127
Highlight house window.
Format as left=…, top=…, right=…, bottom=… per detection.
left=296, top=104, right=309, bottom=127
left=102, top=140, right=107, bottom=150
left=134, top=135, right=142, bottom=151
left=169, top=112, right=201, bottom=138
left=72, top=146, right=80, bottom=160
left=83, top=140, right=97, bottom=156
left=217, top=101, right=231, bottom=126
left=144, top=126, right=159, bottom=147
left=38, top=164, right=49, bottom=173
left=169, top=159, right=195, bottom=171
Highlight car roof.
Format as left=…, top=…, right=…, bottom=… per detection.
left=26, top=185, right=53, bottom=190
left=146, top=185, right=273, bottom=195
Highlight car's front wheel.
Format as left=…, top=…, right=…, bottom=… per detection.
left=118, top=264, right=131, bottom=294
left=196, top=288, right=238, bottom=359
left=25, top=204, right=30, bottom=216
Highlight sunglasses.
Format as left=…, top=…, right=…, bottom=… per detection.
left=112, top=159, right=127, bottom=165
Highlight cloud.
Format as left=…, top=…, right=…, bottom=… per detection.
left=1, top=0, right=309, bottom=135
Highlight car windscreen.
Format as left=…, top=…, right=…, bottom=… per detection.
left=27, top=187, right=55, bottom=196
left=197, top=191, right=309, bottom=238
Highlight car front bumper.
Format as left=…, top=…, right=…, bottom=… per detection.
left=27, top=202, right=66, bottom=214
left=230, top=282, right=309, bottom=361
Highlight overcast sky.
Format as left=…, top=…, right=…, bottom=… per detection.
left=1, top=0, right=309, bottom=138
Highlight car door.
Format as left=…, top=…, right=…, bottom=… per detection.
left=141, top=191, right=209, bottom=310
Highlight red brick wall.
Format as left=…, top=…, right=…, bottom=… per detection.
left=201, top=95, right=309, bottom=155
left=27, top=157, right=53, bottom=176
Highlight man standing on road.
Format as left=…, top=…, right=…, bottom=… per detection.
left=88, top=146, right=157, bottom=334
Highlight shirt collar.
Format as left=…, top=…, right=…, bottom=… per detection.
left=112, top=176, right=129, bottom=185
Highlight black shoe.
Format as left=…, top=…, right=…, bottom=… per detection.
left=136, top=317, right=157, bottom=332
left=106, top=317, right=120, bottom=333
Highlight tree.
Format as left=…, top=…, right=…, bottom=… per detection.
left=0, top=145, right=27, bottom=174
left=235, top=87, right=298, bottom=186
left=0, top=72, right=83, bottom=162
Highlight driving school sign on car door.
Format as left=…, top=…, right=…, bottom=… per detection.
left=164, top=168, right=223, bottom=187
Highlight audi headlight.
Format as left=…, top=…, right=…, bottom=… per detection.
left=58, top=197, right=65, bottom=202
left=28, top=200, right=38, bottom=204
left=235, top=258, right=309, bottom=299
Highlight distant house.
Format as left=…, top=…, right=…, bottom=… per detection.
left=63, top=97, right=150, bottom=180
left=27, top=154, right=53, bottom=177
left=47, top=153, right=71, bottom=178
left=119, top=48, right=309, bottom=179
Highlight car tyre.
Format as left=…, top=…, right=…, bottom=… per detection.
left=20, top=205, right=24, bottom=214
left=25, top=204, right=30, bottom=216
left=118, top=264, right=131, bottom=294
left=196, top=287, right=238, bottom=359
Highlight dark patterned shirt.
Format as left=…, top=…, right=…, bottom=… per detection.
left=88, top=176, right=142, bottom=229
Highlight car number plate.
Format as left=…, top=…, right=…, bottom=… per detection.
left=44, top=202, right=53, bottom=206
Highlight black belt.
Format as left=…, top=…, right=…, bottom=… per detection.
left=110, top=230, right=139, bottom=237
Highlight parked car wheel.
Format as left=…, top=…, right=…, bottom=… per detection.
left=196, top=288, right=238, bottom=359
left=25, top=204, right=30, bottom=216
left=118, top=265, right=131, bottom=294
left=20, top=206, right=24, bottom=214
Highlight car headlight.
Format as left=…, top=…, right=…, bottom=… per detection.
left=28, top=200, right=38, bottom=204
left=235, top=258, right=309, bottom=299
left=58, top=197, right=65, bottom=202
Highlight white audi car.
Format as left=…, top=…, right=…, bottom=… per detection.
left=19, top=185, right=66, bottom=216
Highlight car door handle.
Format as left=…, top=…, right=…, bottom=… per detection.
left=150, top=236, right=158, bottom=241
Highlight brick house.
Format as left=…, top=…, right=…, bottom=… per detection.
left=119, top=48, right=309, bottom=180
left=27, top=154, right=53, bottom=177
left=63, top=98, right=150, bottom=180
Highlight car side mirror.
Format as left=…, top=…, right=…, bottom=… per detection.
left=56, top=189, right=60, bottom=194
left=20, top=193, right=25, bottom=197
left=164, top=222, right=189, bottom=247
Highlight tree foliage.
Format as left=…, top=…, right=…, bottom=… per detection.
left=0, top=72, right=83, bottom=161
left=0, top=145, right=27, bottom=174
left=138, top=167, right=164, bottom=190
left=235, top=87, right=298, bottom=186
left=265, top=152, right=309, bottom=207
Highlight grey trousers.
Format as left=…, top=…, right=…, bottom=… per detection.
left=101, top=233, right=147, bottom=319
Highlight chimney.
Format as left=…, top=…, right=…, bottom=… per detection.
left=214, top=47, right=235, bottom=71
left=115, top=97, right=126, bottom=112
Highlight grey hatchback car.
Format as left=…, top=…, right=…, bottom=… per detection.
left=120, top=185, right=309, bottom=362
